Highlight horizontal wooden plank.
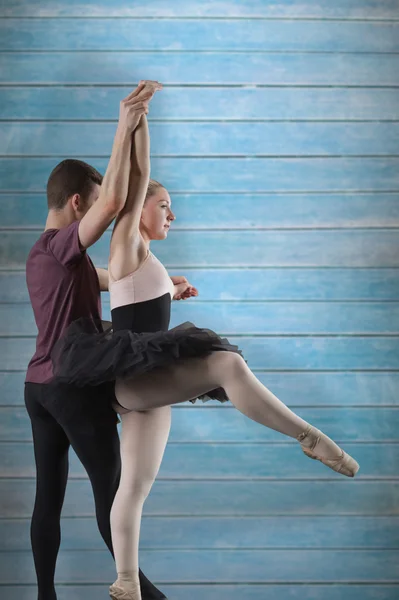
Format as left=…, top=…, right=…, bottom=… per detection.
left=2, top=267, right=399, bottom=303
left=3, top=372, right=399, bottom=407
left=2, top=584, right=399, bottom=600
left=1, top=516, right=397, bottom=551
left=2, top=0, right=399, bottom=19
left=2, top=194, right=399, bottom=230
left=3, top=336, right=399, bottom=371
left=2, top=301, right=399, bottom=336
left=3, top=122, right=399, bottom=157
left=2, top=230, right=399, bottom=269
left=2, top=87, right=398, bottom=121
left=1, top=158, right=398, bottom=194
left=0, top=442, right=395, bottom=478
left=2, top=407, right=396, bottom=443
left=1, top=53, right=398, bottom=85
left=0, top=548, right=398, bottom=584
left=2, top=20, right=398, bottom=52
left=1, top=479, right=397, bottom=517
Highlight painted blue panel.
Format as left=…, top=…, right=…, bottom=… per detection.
left=2, top=87, right=398, bottom=121
left=1, top=53, right=398, bottom=85
left=2, top=584, right=399, bottom=600
left=2, top=301, right=399, bottom=335
left=0, top=548, right=398, bottom=584
left=2, top=336, right=399, bottom=371
left=2, top=20, right=398, bottom=52
left=2, top=407, right=397, bottom=443
left=3, top=371, right=398, bottom=407
left=2, top=0, right=399, bottom=19
left=1, top=479, right=397, bottom=518
left=1, top=158, right=398, bottom=193
left=2, top=194, right=399, bottom=229
left=0, top=442, right=396, bottom=478
left=2, top=267, right=399, bottom=303
left=1, top=516, right=398, bottom=551
left=2, top=122, right=399, bottom=156
left=2, top=230, right=399, bottom=269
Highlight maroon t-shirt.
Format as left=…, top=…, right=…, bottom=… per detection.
left=25, top=221, right=102, bottom=384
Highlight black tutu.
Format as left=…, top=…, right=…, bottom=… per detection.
left=49, top=318, right=247, bottom=404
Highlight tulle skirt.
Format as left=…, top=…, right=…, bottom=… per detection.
left=49, top=318, right=247, bottom=404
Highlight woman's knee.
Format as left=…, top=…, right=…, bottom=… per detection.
left=125, top=476, right=155, bottom=504
left=208, top=351, right=247, bottom=383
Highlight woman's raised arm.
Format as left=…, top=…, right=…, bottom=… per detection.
left=109, top=81, right=162, bottom=278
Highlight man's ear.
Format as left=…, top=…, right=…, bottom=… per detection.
left=70, top=193, right=81, bottom=211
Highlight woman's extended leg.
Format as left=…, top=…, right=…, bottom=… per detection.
left=115, top=351, right=359, bottom=476
left=110, top=405, right=171, bottom=600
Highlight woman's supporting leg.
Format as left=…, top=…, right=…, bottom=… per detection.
left=110, top=405, right=172, bottom=598
left=115, top=352, right=354, bottom=466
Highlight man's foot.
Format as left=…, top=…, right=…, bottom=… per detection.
left=139, top=569, right=168, bottom=600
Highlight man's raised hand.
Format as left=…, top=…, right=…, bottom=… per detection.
left=118, top=80, right=163, bottom=134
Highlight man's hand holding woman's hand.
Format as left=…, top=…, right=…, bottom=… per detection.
left=118, top=80, right=163, bottom=134
left=171, top=276, right=199, bottom=301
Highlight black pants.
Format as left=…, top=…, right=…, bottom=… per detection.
left=24, top=382, right=165, bottom=600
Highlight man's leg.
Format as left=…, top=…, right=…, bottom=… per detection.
left=24, top=384, right=70, bottom=600
left=60, top=384, right=167, bottom=599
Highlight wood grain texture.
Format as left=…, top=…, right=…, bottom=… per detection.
left=1, top=19, right=399, bottom=52
left=2, top=122, right=399, bottom=156
left=2, top=158, right=398, bottom=193
left=1, top=53, right=399, bottom=85
left=0, top=442, right=396, bottom=478
left=1, top=585, right=399, bottom=600
left=0, top=548, right=398, bottom=584
left=2, top=0, right=399, bottom=19
left=1, top=516, right=398, bottom=551
left=1, top=479, right=397, bottom=517
left=2, top=88, right=398, bottom=121
left=1, top=2, right=398, bottom=593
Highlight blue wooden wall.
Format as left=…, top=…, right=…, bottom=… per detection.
left=1, top=1, right=399, bottom=598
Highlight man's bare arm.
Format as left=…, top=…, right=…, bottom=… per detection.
left=78, top=84, right=152, bottom=250
left=96, top=268, right=109, bottom=291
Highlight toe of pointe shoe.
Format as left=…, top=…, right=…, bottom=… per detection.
left=302, top=446, right=360, bottom=477
left=109, top=583, right=141, bottom=600
left=298, top=426, right=360, bottom=477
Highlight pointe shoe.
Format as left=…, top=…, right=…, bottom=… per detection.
left=297, top=425, right=360, bottom=477
left=109, top=581, right=141, bottom=600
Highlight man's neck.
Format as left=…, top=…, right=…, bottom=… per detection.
left=45, top=210, right=76, bottom=231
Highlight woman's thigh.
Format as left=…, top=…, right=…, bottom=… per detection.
left=115, top=351, right=242, bottom=411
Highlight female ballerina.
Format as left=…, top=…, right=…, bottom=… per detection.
left=51, top=80, right=359, bottom=600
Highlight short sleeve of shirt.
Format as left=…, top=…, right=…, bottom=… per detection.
left=48, top=221, right=85, bottom=267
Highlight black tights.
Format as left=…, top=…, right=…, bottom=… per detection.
left=24, top=382, right=164, bottom=600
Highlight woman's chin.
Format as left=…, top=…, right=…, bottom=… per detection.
left=152, top=229, right=168, bottom=240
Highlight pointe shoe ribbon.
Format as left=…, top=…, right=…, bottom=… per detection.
left=297, top=425, right=360, bottom=477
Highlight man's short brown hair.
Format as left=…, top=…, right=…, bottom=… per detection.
left=46, top=159, right=103, bottom=210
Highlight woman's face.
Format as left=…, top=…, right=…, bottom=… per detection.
left=140, top=187, right=175, bottom=240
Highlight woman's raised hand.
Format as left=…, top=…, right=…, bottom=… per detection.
left=118, top=80, right=163, bottom=134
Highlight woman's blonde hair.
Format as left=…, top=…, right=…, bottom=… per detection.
left=145, top=179, right=164, bottom=203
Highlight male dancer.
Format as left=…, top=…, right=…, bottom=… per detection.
left=24, top=83, right=169, bottom=600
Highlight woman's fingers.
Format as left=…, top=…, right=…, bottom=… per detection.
left=123, top=82, right=146, bottom=102
left=122, top=79, right=162, bottom=103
